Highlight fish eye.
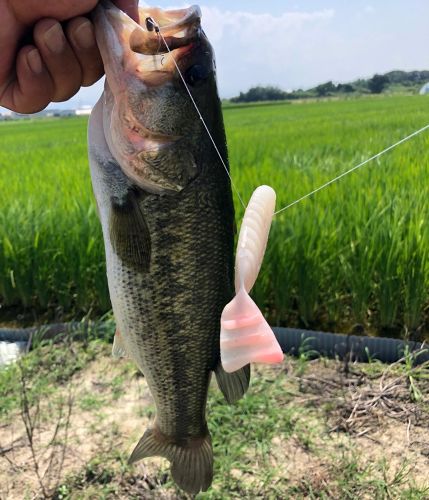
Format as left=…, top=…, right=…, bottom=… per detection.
left=184, top=64, right=210, bottom=87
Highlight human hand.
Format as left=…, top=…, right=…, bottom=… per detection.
left=0, top=0, right=138, bottom=113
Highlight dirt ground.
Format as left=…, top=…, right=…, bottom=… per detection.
left=0, top=346, right=428, bottom=499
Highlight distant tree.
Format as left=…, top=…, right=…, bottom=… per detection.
left=337, top=83, right=355, bottom=93
left=315, top=81, right=336, bottom=96
left=233, top=92, right=246, bottom=103
left=231, top=86, right=288, bottom=103
left=368, top=74, right=389, bottom=94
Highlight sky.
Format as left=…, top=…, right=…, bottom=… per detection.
left=2, top=0, right=429, bottom=111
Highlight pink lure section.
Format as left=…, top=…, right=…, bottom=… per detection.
left=220, top=288, right=284, bottom=373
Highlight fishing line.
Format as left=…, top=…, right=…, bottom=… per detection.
left=274, top=123, right=429, bottom=215
left=146, top=17, right=246, bottom=209
left=145, top=17, right=429, bottom=216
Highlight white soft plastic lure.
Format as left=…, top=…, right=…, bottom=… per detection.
left=220, top=185, right=284, bottom=373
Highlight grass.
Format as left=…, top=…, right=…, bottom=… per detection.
left=0, top=338, right=428, bottom=498
left=0, top=320, right=115, bottom=416
left=0, top=339, right=108, bottom=417
left=0, top=118, right=109, bottom=316
left=231, top=96, right=429, bottom=337
left=0, top=96, right=428, bottom=337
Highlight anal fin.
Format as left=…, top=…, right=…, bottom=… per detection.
left=128, top=426, right=213, bottom=495
left=215, top=362, right=250, bottom=404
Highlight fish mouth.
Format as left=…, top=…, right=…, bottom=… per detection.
left=93, top=1, right=203, bottom=89
left=132, top=5, right=202, bottom=54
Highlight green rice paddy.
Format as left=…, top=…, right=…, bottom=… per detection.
left=0, top=95, right=428, bottom=337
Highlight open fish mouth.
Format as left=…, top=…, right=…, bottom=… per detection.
left=132, top=5, right=202, bottom=54
left=94, top=1, right=203, bottom=89
left=92, top=1, right=216, bottom=193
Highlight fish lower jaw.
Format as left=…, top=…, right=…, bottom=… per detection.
left=123, top=124, right=181, bottom=152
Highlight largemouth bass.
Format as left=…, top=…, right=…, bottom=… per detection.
left=88, top=1, right=250, bottom=494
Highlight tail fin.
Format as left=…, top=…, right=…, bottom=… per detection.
left=220, top=287, right=284, bottom=373
left=128, top=426, right=213, bottom=494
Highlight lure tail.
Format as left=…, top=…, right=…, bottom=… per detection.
left=220, top=185, right=283, bottom=373
left=221, top=287, right=283, bottom=372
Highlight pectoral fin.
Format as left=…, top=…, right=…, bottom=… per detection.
left=112, top=328, right=128, bottom=358
left=109, top=189, right=151, bottom=272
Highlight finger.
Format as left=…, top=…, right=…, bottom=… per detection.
left=66, top=17, right=103, bottom=87
left=0, top=46, right=54, bottom=113
left=113, top=0, right=139, bottom=22
left=33, top=19, right=82, bottom=102
left=11, top=1, right=99, bottom=25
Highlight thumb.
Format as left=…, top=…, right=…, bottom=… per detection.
left=112, top=0, right=140, bottom=23
left=11, top=1, right=99, bottom=24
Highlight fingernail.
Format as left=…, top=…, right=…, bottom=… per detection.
left=27, top=49, right=43, bottom=74
left=74, top=20, right=95, bottom=50
left=44, top=23, right=65, bottom=54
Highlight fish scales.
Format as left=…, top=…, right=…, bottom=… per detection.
left=112, top=172, right=236, bottom=438
left=89, top=2, right=250, bottom=493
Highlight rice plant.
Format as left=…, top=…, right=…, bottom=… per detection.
left=0, top=95, right=428, bottom=338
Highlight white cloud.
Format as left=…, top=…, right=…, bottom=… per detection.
left=199, top=7, right=336, bottom=96
left=201, top=7, right=335, bottom=43
left=194, top=4, right=427, bottom=97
